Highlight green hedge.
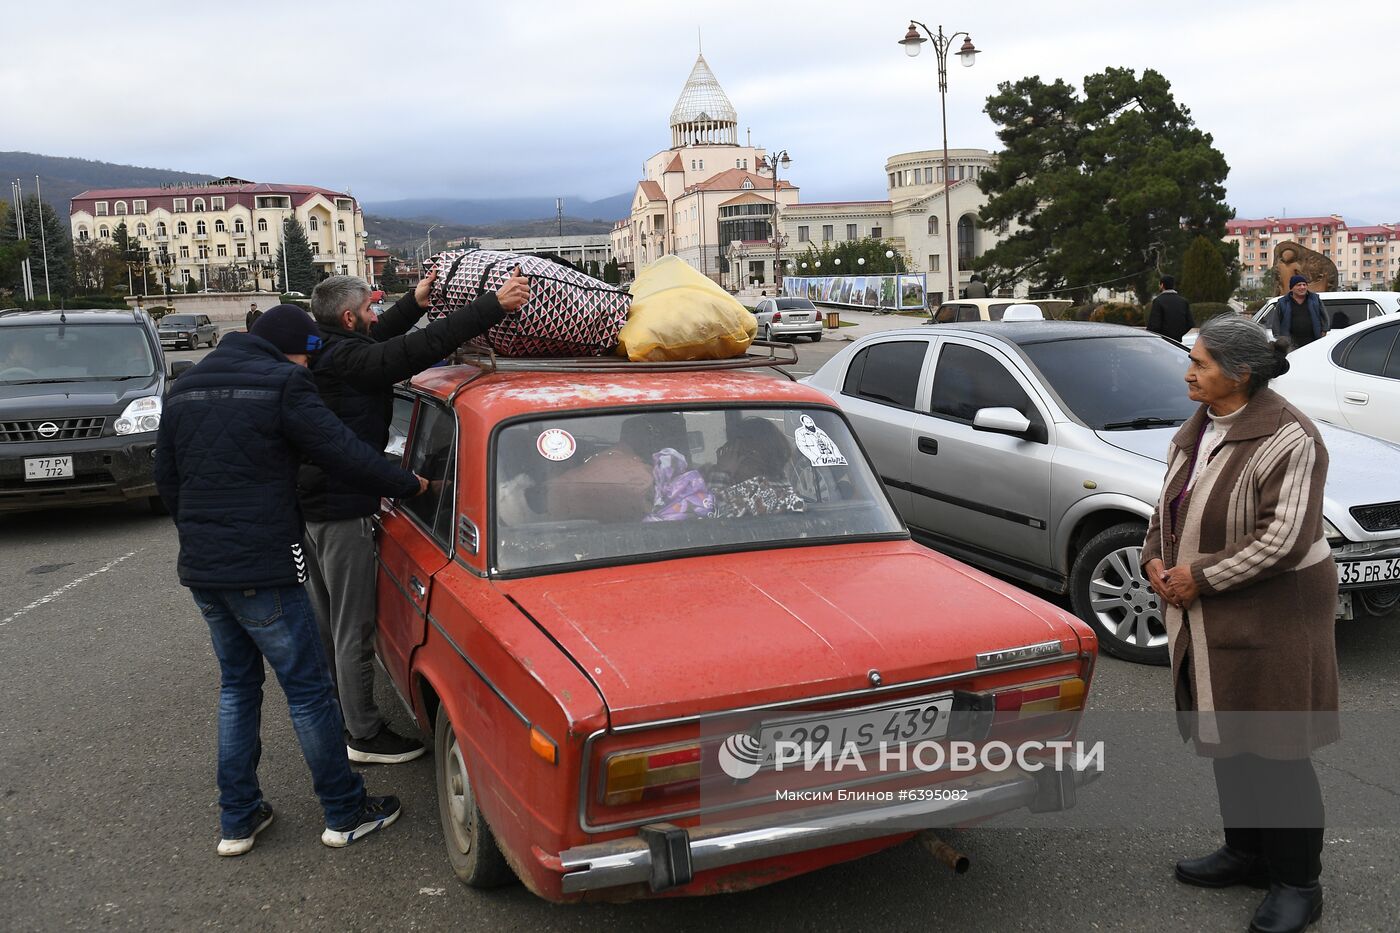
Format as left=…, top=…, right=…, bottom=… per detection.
left=279, top=294, right=311, bottom=310
left=1191, top=302, right=1235, bottom=326
left=1245, top=299, right=1268, bottom=315
left=1089, top=302, right=1146, bottom=326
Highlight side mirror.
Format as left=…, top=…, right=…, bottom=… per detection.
left=169, top=360, right=194, bottom=379
left=973, top=406, right=1032, bottom=437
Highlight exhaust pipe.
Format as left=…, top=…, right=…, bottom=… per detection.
left=917, top=831, right=970, bottom=874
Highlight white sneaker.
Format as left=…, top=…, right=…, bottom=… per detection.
left=321, top=795, right=402, bottom=848
left=217, top=803, right=274, bottom=857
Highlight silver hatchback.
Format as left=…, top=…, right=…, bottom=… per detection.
left=804, top=321, right=1400, bottom=664
left=753, top=297, right=823, bottom=342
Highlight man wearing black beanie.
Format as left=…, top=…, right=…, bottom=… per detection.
left=299, top=269, right=528, bottom=765
left=155, top=304, right=427, bottom=856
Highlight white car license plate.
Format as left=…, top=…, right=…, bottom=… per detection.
left=1339, top=557, right=1400, bottom=586
left=24, top=456, right=74, bottom=480
left=755, top=692, right=955, bottom=767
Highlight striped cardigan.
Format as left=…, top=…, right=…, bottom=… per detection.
left=1142, top=389, right=1339, bottom=757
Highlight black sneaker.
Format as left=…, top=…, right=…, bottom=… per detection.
left=346, top=726, right=426, bottom=765
left=217, top=802, right=274, bottom=857
left=321, top=795, right=402, bottom=847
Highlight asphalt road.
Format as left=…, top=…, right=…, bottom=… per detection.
left=2, top=335, right=1396, bottom=932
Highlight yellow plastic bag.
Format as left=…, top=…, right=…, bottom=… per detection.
left=617, top=256, right=757, bottom=361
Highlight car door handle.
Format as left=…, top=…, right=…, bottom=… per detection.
left=409, top=575, right=427, bottom=599
left=918, top=437, right=939, bottom=455
left=1343, top=392, right=1369, bottom=405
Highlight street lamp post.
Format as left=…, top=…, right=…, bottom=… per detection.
left=758, top=150, right=792, bottom=294
left=900, top=21, right=979, bottom=307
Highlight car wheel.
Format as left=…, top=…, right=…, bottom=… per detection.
left=1069, top=522, right=1168, bottom=665
left=810, top=332, right=822, bottom=342
left=435, top=708, right=514, bottom=888
left=761, top=324, right=772, bottom=341
left=187, top=335, right=197, bottom=350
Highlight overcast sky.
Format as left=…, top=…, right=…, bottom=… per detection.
left=7, top=0, right=1397, bottom=222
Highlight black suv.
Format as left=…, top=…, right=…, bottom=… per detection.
left=0, top=308, right=187, bottom=513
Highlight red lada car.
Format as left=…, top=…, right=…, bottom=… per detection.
left=375, top=352, right=1099, bottom=902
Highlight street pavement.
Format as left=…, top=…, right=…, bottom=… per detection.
left=2, top=320, right=1397, bottom=931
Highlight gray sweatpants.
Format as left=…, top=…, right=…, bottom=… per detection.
left=303, top=516, right=383, bottom=741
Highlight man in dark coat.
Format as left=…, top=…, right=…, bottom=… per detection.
left=155, top=305, right=426, bottom=856
left=245, top=302, right=261, bottom=332
left=962, top=274, right=989, bottom=299
left=1277, top=275, right=1328, bottom=348
left=299, top=269, right=529, bottom=764
left=1147, top=274, right=1193, bottom=341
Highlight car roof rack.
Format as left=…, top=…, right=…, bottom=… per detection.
left=446, top=339, right=800, bottom=404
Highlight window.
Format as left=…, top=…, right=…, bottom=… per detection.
left=133, top=200, right=146, bottom=213
left=841, top=340, right=927, bottom=409
left=337, top=219, right=345, bottom=232
left=236, top=244, right=247, bottom=258
left=196, top=220, right=207, bottom=235
left=181, top=269, right=191, bottom=282
left=234, top=219, right=245, bottom=233
left=216, top=244, right=227, bottom=257
left=309, top=217, right=319, bottom=231
left=95, top=202, right=109, bottom=216
left=822, top=225, right=834, bottom=243
left=77, top=226, right=88, bottom=240
left=177, top=221, right=188, bottom=235
left=699, top=160, right=704, bottom=170
left=798, top=225, right=809, bottom=242
left=192, top=198, right=205, bottom=212
left=401, top=402, right=457, bottom=548
left=928, top=254, right=941, bottom=272
left=929, top=343, right=1040, bottom=430
left=871, top=227, right=882, bottom=240
left=338, top=241, right=347, bottom=254
left=215, top=219, right=226, bottom=232
left=258, top=242, right=270, bottom=255
left=957, top=216, right=976, bottom=265
left=179, top=246, right=190, bottom=258
left=335, top=198, right=353, bottom=211
left=928, top=216, right=940, bottom=236
left=257, top=218, right=268, bottom=232
left=691, top=160, right=697, bottom=170
left=846, top=224, right=858, bottom=241
left=198, top=246, right=208, bottom=259
left=211, top=197, right=224, bottom=210
left=136, top=223, right=148, bottom=237
left=155, top=222, right=167, bottom=237
left=737, top=159, right=743, bottom=169
left=115, top=201, right=128, bottom=215
left=1340, top=323, right=1399, bottom=376
left=173, top=199, right=187, bottom=213
left=1323, top=300, right=1383, bottom=328
left=889, top=173, right=897, bottom=188
left=99, top=225, right=110, bottom=238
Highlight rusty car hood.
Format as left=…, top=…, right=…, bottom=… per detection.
left=494, top=540, right=1086, bottom=726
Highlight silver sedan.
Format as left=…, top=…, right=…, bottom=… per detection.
left=803, top=321, right=1400, bottom=664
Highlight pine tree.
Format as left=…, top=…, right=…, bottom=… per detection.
left=1179, top=235, right=1232, bottom=303
left=0, top=195, right=74, bottom=299
left=275, top=217, right=318, bottom=293
left=379, top=257, right=403, bottom=292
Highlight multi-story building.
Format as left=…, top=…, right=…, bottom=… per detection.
left=1226, top=215, right=1400, bottom=290
left=69, top=177, right=368, bottom=293
left=448, top=234, right=613, bottom=271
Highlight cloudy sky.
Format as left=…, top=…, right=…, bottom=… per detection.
left=8, top=0, right=1398, bottom=221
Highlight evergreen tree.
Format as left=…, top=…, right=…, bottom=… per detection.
left=275, top=217, right=317, bottom=293
left=186, top=276, right=201, bottom=294
left=1179, top=235, right=1233, bottom=303
left=379, top=257, right=403, bottom=292
left=0, top=195, right=74, bottom=298
left=602, top=257, right=621, bottom=285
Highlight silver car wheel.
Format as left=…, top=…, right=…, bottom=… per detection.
left=1087, top=544, right=1167, bottom=649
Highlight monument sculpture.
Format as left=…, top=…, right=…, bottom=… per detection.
left=1270, top=241, right=1338, bottom=295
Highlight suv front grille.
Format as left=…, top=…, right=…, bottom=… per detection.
left=1352, top=502, right=1400, bottom=534
left=0, top=417, right=107, bottom=443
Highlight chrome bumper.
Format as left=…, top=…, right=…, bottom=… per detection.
left=558, top=762, right=1099, bottom=894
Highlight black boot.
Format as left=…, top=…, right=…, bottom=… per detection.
left=1174, top=846, right=1268, bottom=888
left=1250, top=882, right=1323, bottom=933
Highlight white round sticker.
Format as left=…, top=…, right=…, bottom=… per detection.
left=536, top=429, right=577, bottom=462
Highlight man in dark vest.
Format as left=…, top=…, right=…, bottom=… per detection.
left=1277, top=274, right=1328, bottom=349
left=1147, top=274, right=1193, bottom=341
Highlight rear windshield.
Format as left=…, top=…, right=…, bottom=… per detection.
left=163, top=315, right=197, bottom=325
left=0, top=323, right=157, bottom=384
left=493, top=407, right=903, bottom=573
left=776, top=299, right=816, bottom=310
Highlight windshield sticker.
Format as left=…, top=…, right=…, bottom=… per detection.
left=795, top=415, right=847, bottom=466
left=536, top=429, right=577, bottom=462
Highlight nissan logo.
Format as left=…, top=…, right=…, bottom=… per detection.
left=37, top=422, right=59, bottom=438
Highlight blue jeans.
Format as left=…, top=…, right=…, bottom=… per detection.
left=191, top=585, right=365, bottom=837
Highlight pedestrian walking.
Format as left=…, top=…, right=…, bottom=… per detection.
left=155, top=305, right=427, bottom=857
left=1142, top=315, right=1337, bottom=933
left=1147, top=275, right=1193, bottom=341
left=245, top=302, right=261, bottom=332
left=1278, top=275, right=1328, bottom=349
left=298, top=268, right=528, bottom=764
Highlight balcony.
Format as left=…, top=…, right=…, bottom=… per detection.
left=231, top=231, right=248, bottom=239
left=194, top=233, right=209, bottom=241
left=313, top=253, right=336, bottom=263
left=152, top=235, right=169, bottom=243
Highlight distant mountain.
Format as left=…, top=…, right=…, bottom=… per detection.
left=1, top=152, right=212, bottom=213
left=365, top=193, right=632, bottom=226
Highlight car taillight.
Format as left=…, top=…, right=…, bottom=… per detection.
left=771, top=311, right=782, bottom=321
left=993, top=677, right=1086, bottom=715
left=602, top=743, right=702, bottom=806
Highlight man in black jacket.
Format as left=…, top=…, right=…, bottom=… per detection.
left=155, top=305, right=427, bottom=857
left=1147, top=275, right=1193, bottom=341
left=300, top=270, right=529, bottom=764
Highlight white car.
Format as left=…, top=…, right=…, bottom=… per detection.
left=1273, top=313, right=1400, bottom=444
left=752, top=297, right=823, bottom=342
left=1255, top=290, right=1400, bottom=334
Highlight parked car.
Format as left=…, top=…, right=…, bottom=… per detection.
left=157, top=313, right=217, bottom=350
left=1272, top=313, right=1400, bottom=444
left=373, top=352, right=1099, bottom=901
left=1255, top=290, right=1400, bottom=335
left=929, top=298, right=1072, bottom=324
left=753, top=296, right=823, bottom=341
left=0, top=308, right=189, bottom=513
left=803, top=322, right=1400, bottom=664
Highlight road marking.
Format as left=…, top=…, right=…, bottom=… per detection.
left=0, top=550, right=138, bottom=627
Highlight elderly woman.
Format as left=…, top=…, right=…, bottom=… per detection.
left=1142, top=315, right=1338, bottom=933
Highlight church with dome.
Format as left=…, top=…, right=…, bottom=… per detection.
left=610, top=53, right=799, bottom=289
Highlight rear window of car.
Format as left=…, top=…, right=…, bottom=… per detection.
left=163, top=315, right=197, bottom=325
left=776, top=299, right=816, bottom=310
left=492, top=407, right=904, bottom=574
left=0, top=323, right=156, bottom=383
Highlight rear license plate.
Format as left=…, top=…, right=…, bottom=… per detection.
left=1339, top=557, right=1400, bottom=586
left=24, top=456, right=73, bottom=480
left=754, top=692, right=955, bottom=767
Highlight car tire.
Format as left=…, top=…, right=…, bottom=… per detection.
left=810, top=332, right=822, bottom=342
left=186, top=335, right=197, bottom=350
left=435, top=708, right=515, bottom=888
left=762, top=324, right=772, bottom=342
left=1069, top=522, right=1169, bottom=665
